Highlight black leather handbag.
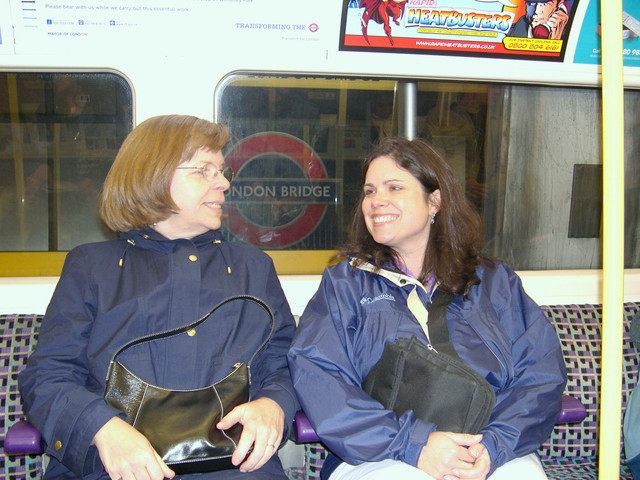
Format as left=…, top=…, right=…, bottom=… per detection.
left=362, top=290, right=495, bottom=434
left=104, top=294, right=274, bottom=475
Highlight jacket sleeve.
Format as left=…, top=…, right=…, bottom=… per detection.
left=287, top=267, right=435, bottom=466
left=18, top=248, right=123, bottom=477
left=478, top=264, right=567, bottom=473
left=248, top=257, right=299, bottom=444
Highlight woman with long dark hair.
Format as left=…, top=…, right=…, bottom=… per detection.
left=289, top=137, right=566, bottom=480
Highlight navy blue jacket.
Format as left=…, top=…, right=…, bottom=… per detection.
left=19, top=228, right=298, bottom=479
left=288, top=259, right=566, bottom=474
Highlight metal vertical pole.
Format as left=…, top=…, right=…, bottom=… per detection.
left=398, top=81, right=418, bottom=140
left=599, top=0, right=625, bottom=478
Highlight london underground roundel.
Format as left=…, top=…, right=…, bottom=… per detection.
left=224, top=132, right=336, bottom=248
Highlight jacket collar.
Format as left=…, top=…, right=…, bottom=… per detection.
left=350, top=259, right=436, bottom=297
left=351, top=259, right=441, bottom=344
left=350, top=259, right=413, bottom=285
left=119, top=228, right=223, bottom=254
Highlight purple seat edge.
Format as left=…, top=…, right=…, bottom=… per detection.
left=557, top=394, right=587, bottom=424
left=293, top=410, right=321, bottom=443
left=293, top=394, right=586, bottom=444
left=4, top=419, right=43, bottom=455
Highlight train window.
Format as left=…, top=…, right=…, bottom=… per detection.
left=0, top=72, right=133, bottom=273
left=217, top=77, right=400, bottom=256
left=216, top=75, right=640, bottom=272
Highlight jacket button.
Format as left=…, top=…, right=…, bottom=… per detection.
left=189, top=255, right=198, bottom=262
left=187, top=329, right=196, bottom=336
left=54, top=440, right=62, bottom=450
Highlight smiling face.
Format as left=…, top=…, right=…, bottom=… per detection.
left=153, top=148, right=230, bottom=239
left=362, top=155, right=440, bottom=265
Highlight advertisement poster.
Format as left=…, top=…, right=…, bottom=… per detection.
left=574, top=0, right=640, bottom=67
left=340, top=0, right=580, bottom=61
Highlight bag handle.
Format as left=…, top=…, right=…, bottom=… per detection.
left=108, top=294, right=275, bottom=368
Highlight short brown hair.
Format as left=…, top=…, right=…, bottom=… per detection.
left=100, top=115, right=229, bottom=232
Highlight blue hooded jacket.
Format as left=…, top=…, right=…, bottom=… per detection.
left=19, top=227, right=298, bottom=479
left=288, top=258, right=566, bottom=475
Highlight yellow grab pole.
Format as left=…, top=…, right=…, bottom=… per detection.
left=599, top=0, right=625, bottom=478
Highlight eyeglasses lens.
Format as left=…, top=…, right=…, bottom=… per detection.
left=222, top=167, right=234, bottom=182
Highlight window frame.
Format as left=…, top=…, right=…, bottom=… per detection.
left=0, top=69, right=135, bottom=276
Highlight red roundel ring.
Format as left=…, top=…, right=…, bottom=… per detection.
left=224, top=132, right=327, bottom=248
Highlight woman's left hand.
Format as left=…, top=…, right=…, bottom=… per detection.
left=216, top=397, right=285, bottom=472
left=418, top=431, right=483, bottom=479
left=444, top=443, right=491, bottom=480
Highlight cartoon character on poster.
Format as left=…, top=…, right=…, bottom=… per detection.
left=506, top=0, right=573, bottom=39
left=359, top=0, right=408, bottom=45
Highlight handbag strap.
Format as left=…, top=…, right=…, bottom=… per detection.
left=425, top=289, right=463, bottom=362
left=407, top=286, right=462, bottom=361
left=108, top=294, right=275, bottom=367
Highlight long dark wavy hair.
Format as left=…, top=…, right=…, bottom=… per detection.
left=341, top=137, right=491, bottom=295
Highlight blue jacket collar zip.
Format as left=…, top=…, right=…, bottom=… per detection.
left=351, top=259, right=439, bottom=347
left=117, top=228, right=232, bottom=275
left=351, top=259, right=437, bottom=299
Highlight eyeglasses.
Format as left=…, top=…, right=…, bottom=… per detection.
left=176, top=164, right=234, bottom=183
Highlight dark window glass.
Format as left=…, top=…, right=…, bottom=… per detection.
left=217, top=75, right=640, bottom=270
left=0, top=72, right=133, bottom=251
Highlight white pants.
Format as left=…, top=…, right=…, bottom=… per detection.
left=329, top=453, right=547, bottom=480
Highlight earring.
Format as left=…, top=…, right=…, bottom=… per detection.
left=430, top=213, right=436, bottom=224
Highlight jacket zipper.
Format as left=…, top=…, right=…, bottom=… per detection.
left=466, top=317, right=508, bottom=388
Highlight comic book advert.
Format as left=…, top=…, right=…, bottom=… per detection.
left=340, top=0, right=579, bottom=61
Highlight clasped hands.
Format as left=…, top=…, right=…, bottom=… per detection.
left=418, top=431, right=491, bottom=480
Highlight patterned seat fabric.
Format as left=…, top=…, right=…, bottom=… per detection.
left=0, top=314, right=43, bottom=480
left=1, top=304, right=639, bottom=480
left=537, top=302, right=639, bottom=479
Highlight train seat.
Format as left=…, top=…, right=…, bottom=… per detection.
left=2, top=302, right=639, bottom=479
left=0, top=314, right=42, bottom=479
